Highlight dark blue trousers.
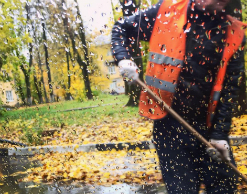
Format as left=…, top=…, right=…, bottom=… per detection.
left=153, top=115, right=238, bottom=194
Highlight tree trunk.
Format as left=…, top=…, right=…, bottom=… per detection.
left=25, top=74, right=32, bottom=105
left=26, top=44, right=32, bottom=106
left=37, top=0, right=54, bottom=102
left=15, top=50, right=28, bottom=106
left=0, top=57, right=2, bottom=71
left=20, top=65, right=31, bottom=105
left=30, top=23, right=42, bottom=104
left=42, top=22, right=54, bottom=102
left=18, top=83, right=26, bottom=105
left=38, top=51, right=49, bottom=103
left=61, top=0, right=93, bottom=100
left=33, top=71, right=43, bottom=104
left=74, top=0, right=93, bottom=100
left=33, top=19, right=47, bottom=104
left=61, top=0, right=73, bottom=101
left=119, top=0, right=143, bottom=107
left=21, top=2, right=32, bottom=106
left=13, top=71, right=26, bottom=105
left=65, top=49, right=73, bottom=100
left=125, top=82, right=129, bottom=95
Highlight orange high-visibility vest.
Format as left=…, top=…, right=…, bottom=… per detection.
left=139, top=0, right=246, bottom=127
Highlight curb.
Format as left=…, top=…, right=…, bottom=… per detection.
left=229, top=135, right=247, bottom=146
left=1, top=141, right=155, bottom=156
left=1, top=136, right=246, bottom=156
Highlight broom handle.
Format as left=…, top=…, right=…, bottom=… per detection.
left=136, top=78, right=247, bottom=183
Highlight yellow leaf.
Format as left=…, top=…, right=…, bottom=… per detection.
left=120, top=175, right=126, bottom=179
left=74, top=145, right=79, bottom=150
left=103, top=172, right=110, bottom=178
left=63, top=172, right=68, bottom=178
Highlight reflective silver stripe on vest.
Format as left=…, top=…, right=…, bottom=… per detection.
left=145, top=75, right=176, bottom=93
left=149, top=52, right=183, bottom=67
left=210, top=113, right=215, bottom=123
left=213, top=91, right=221, bottom=102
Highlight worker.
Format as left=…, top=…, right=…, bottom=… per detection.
left=111, top=0, right=246, bottom=193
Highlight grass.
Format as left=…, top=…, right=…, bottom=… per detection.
left=0, top=94, right=139, bottom=144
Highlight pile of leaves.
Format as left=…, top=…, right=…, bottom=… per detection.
left=8, top=145, right=247, bottom=191
left=41, top=118, right=153, bottom=146
left=230, top=115, right=247, bottom=136
left=0, top=102, right=246, bottom=148
left=0, top=117, right=153, bottom=148
left=20, top=148, right=162, bottom=185
left=232, top=144, right=247, bottom=190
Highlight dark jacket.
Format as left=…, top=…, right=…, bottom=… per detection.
left=111, top=1, right=245, bottom=140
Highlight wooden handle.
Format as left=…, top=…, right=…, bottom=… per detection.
left=136, top=78, right=247, bottom=183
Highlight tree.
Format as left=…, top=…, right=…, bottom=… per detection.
left=32, top=24, right=44, bottom=104
left=74, top=0, right=93, bottom=100
left=55, top=0, right=94, bottom=100
left=60, top=0, right=73, bottom=101
left=0, top=0, right=30, bottom=105
left=19, top=2, right=33, bottom=105
left=36, top=0, right=55, bottom=102
left=37, top=50, right=49, bottom=103
left=12, top=66, right=26, bottom=105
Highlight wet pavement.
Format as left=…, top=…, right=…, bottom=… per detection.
left=1, top=155, right=246, bottom=194
left=0, top=155, right=168, bottom=194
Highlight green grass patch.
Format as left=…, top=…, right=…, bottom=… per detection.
left=0, top=94, right=139, bottom=145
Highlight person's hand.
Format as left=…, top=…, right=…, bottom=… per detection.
left=118, top=59, right=139, bottom=83
left=206, top=139, right=231, bottom=162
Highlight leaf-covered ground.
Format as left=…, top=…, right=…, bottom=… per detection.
left=231, top=115, right=247, bottom=136
left=0, top=96, right=246, bottom=191
left=21, top=149, right=162, bottom=185
left=0, top=94, right=139, bottom=147
left=7, top=145, right=247, bottom=192
left=42, top=118, right=153, bottom=146
left=0, top=94, right=246, bottom=148
left=1, top=115, right=246, bottom=149
left=0, top=117, right=153, bottom=148
left=0, top=114, right=245, bottom=193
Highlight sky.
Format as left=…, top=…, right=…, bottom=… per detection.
left=77, top=0, right=118, bottom=33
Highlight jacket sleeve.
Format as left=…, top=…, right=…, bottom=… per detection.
left=210, top=38, right=246, bottom=140
left=111, top=1, right=162, bottom=64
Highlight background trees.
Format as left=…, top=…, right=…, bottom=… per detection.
left=0, top=0, right=246, bottom=116
left=0, top=0, right=97, bottom=105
